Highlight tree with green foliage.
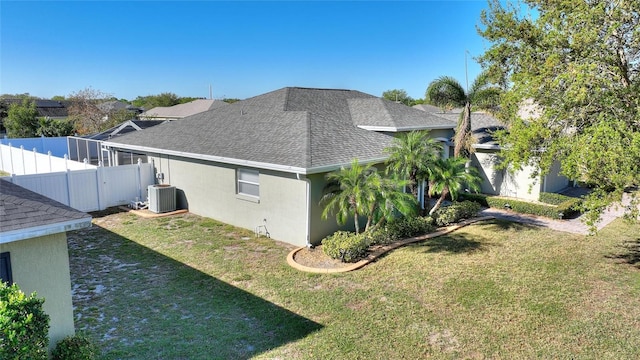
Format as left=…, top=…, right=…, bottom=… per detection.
left=428, top=157, right=482, bottom=215
left=385, top=131, right=443, bottom=208
left=0, top=282, right=50, bottom=360
left=131, top=92, right=181, bottom=109
left=425, top=70, right=501, bottom=157
left=36, top=117, right=75, bottom=137
left=382, top=89, right=415, bottom=106
left=321, top=159, right=381, bottom=234
left=5, top=99, right=40, bottom=137
left=477, top=0, right=640, bottom=227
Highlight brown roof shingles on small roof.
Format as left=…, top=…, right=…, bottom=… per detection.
left=0, top=180, right=92, bottom=243
left=105, top=87, right=457, bottom=173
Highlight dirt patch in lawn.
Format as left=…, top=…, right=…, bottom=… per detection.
left=293, top=246, right=351, bottom=269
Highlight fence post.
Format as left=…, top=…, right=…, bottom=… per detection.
left=96, top=165, right=104, bottom=210
left=20, top=145, right=26, bottom=175
left=65, top=168, right=73, bottom=207
left=33, top=148, right=38, bottom=174
left=0, top=144, right=4, bottom=172
left=137, top=158, right=143, bottom=201
left=8, top=143, right=14, bottom=175
left=84, top=158, right=88, bottom=169
left=48, top=151, right=52, bottom=172
left=64, top=154, right=69, bottom=171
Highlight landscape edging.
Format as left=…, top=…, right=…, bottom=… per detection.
left=287, top=216, right=495, bottom=273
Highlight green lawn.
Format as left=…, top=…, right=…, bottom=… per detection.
left=68, top=209, right=640, bottom=359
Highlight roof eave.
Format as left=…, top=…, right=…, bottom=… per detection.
left=103, top=143, right=390, bottom=175
left=0, top=217, right=92, bottom=244
left=357, top=125, right=455, bottom=132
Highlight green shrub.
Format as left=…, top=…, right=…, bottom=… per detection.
left=432, top=201, right=482, bottom=226
left=0, top=282, right=50, bottom=360
left=539, top=192, right=573, bottom=205
left=321, top=231, right=370, bottom=263
left=52, top=335, right=98, bottom=360
left=385, top=216, right=435, bottom=240
left=486, top=196, right=579, bottom=219
left=458, top=192, right=489, bottom=207
left=363, top=227, right=395, bottom=246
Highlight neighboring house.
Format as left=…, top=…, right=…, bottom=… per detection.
left=104, top=87, right=456, bottom=247
left=2, top=98, right=70, bottom=119
left=0, top=179, right=92, bottom=351
left=139, top=99, right=229, bottom=120
left=98, top=100, right=144, bottom=121
left=414, top=105, right=569, bottom=201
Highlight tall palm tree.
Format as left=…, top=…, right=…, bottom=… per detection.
left=364, top=175, right=417, bottom=232
left=428, top=157, right=482, bottom=216
left=384, top=131, right=443, bottom=205
left=321, top=159, right=380, bottom=234
left=425, top=70, right=501, bottom=158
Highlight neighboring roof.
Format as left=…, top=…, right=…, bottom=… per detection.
left=85, top=120, right=167, bottom=140
left=98, top=101, right=144, bottom=114
left=105, top=87, right=457, bottom=174
left=140, top=99, right=228, bottom=119
left=0, top=179, right=92, bottom=244
left=2, top=98, right=69, bottom=118
left=413, top=105, right=505, bottom=148
left=412, top=104, right=443, bottom=113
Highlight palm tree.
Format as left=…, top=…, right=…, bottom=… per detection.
left=428, top=157, right=482, bottom=216
left=425, top=70, right=501, bottom=158
left=384, top=131, right=443, bottom=206
left=364, top=175, right=417, bottom=232
left=320, top=159, right=380, bottom=234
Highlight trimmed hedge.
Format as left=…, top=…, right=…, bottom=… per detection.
left=321, top=216, right=436, bottom=262
left=460, top=192, right=581, bottom=219
left=432, top=201, right=481, bottom=226
left=321, top=231, right=369, bottom=263
left=52, top=335, right=98, bottom=360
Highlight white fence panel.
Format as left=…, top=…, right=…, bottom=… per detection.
left=3, top=162, right=155, bottom=212
left=101, top=164, right=153, bottom=208
left=10, top=171, right=71, bottom=206
left=68, top=169, right=101, bottom=212
left=0, top=143, right=95, bottom=175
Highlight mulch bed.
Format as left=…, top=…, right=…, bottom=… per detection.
left=292, top=246, right=352, bottom=269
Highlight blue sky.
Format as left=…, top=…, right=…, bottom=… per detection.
left=1, top=1, right=491, bottom=101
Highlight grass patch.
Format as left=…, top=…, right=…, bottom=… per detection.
left=69, top=211, right=640, bottom=359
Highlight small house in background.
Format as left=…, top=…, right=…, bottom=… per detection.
left=414, top=105, right=570, bottom=201
left=139, top=99, right=229, bottom=120
left=0, top=179, right=92, bottom=351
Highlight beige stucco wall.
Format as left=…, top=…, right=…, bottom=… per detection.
left=0, top=233, right=75, bottom=351
left=471, top=150, right=542, bottom=201
left=542, top=160, right=569, bottom=193
left=148, top=155, right=309, bottom=247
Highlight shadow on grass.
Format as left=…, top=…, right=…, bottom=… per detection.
left=478, top=218, right=540, bottom=232
left=67, top=225, right=322, bottom=359
left=408, top=232, right=489, bottom=254
left=606, top=238, right=640, bottom=269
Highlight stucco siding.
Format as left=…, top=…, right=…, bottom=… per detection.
left=0, top=233, right=75, bottom=351
left=543, top=160, right=569, bottom=194
left=472, top=150, right=541, bottom=201
left=148, top=155, right=308, bottom=247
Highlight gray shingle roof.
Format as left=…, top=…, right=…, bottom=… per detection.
left=0, top=179, right=92, bottom=241
left=414, top=106, right=504, bottom=145
left=106, top=87, right=457, bottom=173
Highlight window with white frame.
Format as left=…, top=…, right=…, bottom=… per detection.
left=237, top=169, right=260, bottom=198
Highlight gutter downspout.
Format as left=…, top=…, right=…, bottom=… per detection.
left=297, top=173, right=312, bottom=248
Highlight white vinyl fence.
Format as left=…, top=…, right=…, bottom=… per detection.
left=0, top=143, right=95, bottom=175
left=2, top=162, right=155, bottom=212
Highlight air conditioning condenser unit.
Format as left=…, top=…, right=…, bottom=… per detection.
left=148, top=184, right=176, bottom=213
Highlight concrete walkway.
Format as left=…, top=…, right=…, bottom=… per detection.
left=479, top=193, right=634, bottom=235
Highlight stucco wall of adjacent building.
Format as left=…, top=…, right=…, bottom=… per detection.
left=471, top=149, right=542, bottom=201
left=542, top=160, right=569, bottom=194
left=148, top=155, right=309, bottom=247
left=0, top=233, right=75, bottom=351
